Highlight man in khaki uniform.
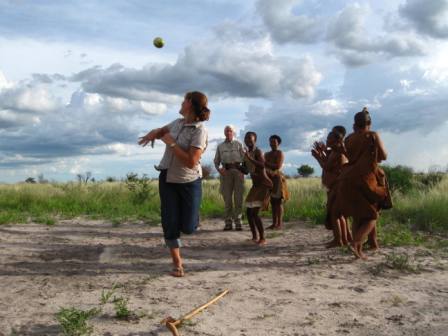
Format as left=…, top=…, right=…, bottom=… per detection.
left=214, top=125, right=245, bottom=231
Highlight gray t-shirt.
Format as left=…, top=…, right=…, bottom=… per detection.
left=157, top=118, right=208, bottom=183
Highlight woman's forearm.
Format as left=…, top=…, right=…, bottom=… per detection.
left=246, top=155, right=265, bottom=168
left=172, top=146, right=202, bottom=169
left=151, top=126, right=169, bottom=139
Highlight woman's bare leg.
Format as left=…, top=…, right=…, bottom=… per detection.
left=349, top=218, right=362, bottom=259
left=351, top=219, right=376, bottom=260
left=277, top=200, right=284, bottom=229
left=327, top=214, right=343, bottom=248
left=267, top=199, right=277, bottom=230
left=340, top=216, right=350, bottom=245
left=269, top=198, right=283, bottom=229
left=246, top=208, right=258, bottom=242
left=253, top=207, right=266, bottom=245
left=169, top=247, right=184, bottom=276
left=367, top=226, right=379, bottom=251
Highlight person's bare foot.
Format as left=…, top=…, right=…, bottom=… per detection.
left=273, top=225, right=282, bottom=230
left=358, top=251, right=368, bottom=260
left=366, top=246, right=379, bottom=253
left=349, top=243, right=362, bottom=259
left=257, top=239, right=266, bottom=246
left=356, top=244, right=368, bottom=260
left=266, top=225, right=276, bottom=230
left=366, top=240, right=379, bottom=251
left=170, top=266, right=185, bottom=277
left=247, top=238, right=258, bottom=243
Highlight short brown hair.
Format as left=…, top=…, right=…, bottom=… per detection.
left=185, top=91, right=210, bottom=122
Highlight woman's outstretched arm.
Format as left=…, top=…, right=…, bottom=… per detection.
left=138, top=126, right=170, bottom=147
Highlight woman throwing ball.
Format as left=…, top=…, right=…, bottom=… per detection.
left=139, top=91, right=210, bottom=277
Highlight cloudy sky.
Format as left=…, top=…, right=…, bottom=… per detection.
left=1, top=0, right=448, bottom=182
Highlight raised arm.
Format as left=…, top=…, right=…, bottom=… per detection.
left=375, top=133, right=387, bottom=162
left=311, top=142, right=327, bottom=168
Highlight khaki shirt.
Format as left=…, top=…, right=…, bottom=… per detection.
left=157, top=118, right=208, bottom=183
left=214, top=139, right=244, bottom=171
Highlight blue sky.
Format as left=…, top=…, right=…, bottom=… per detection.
left=1, top=0, right=448, bottom=182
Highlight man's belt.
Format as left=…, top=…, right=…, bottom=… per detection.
left=224, top=163, right=242, bottom=170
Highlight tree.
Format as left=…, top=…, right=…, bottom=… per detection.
left=297, top=164, right=314, bottom=178
left=76, top=171, right=92, bottom=184
left=25, top=177, right=36, bottom=184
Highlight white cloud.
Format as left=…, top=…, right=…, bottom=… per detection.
left=0, top=72, right=60, bottom=128
left=0, top=83, right=60, bottom=113
left=327, top=4, right=426, bottom=66
left=0, top=70, right=13, bottom=90
left=311, top=99, right=346, bottom=116
left=78, top=33, right=322, bottom=100
left=256, top=0, right=324, bottom=44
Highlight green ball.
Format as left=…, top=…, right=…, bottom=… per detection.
left=153, top=37, right=164, bottom=48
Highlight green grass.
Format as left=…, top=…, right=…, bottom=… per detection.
left=113, top=297, right=131, bottom=320
left=385, top=252, right=418, bottom=272
left=55, top=307, right=100, bottom=336
left=0, top=182, right=161, bottom=225
left=1, top=175, right=447, bottom=247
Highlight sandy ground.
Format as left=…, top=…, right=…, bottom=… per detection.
left=0, top=219, right=447, bottom=336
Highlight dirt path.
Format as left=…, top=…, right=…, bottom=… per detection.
left=0, top=219, right=447, bottom=336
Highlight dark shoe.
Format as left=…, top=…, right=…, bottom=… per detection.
left=223, top=225, right=233, bottom=231
left=235, top=225, right=243, bottom=231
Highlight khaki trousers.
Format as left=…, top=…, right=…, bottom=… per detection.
left=220, top=169, right=245, bottom=226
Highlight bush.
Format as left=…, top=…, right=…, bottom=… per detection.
left=381, top=165, right=414, bottom=192
left=125, top=173, right=156, bottom=205
left=415, top=172, right=444, bottom=188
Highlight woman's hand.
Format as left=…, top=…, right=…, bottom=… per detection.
left=311, top=148, right=320, bottom=160
left=138, top=130, right=157, bottom=147
left=312, top=141, right=326, bottom=154
left=161, top=133, right=175, bottom=146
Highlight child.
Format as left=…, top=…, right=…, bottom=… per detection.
left=265, top=135, right=289, bottom=230
left=243, top=131, right=273, bottom=245
left=312, top=128, right=351, bottom=247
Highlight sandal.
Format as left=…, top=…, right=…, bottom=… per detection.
left=170, top=266, right=185, bottom=277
